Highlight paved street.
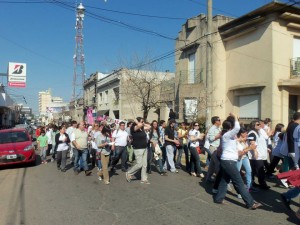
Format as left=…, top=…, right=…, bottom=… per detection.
left=0, top=156, right=299, bottom=225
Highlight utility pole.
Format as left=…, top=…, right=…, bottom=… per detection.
left=206, top=0, right=213, bottom=128
left=72, top=2, right=86, bottom=101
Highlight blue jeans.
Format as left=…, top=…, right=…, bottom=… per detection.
left=214, top=160, right=254, bottom=208
left=176, top=144, right=190, bottom=171
left=236, top=157, right=252, bottom=189
left=190, top=146, right=202, bottom=174
left=111, top=146, right=128, bottom=170
left=164, top=145, right=176, bottom=172
left=73, top=148, right=89, bottom=171
left=282, top=187, right=300, bottom=200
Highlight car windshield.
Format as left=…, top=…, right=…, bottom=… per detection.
left=0, top=131, right=29, bottom=144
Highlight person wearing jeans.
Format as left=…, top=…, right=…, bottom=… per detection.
left=163, top=119, right=180, bottom=173
left=126, top=117, right=151, bottom=184
left=111, top=122, right=129, bottom=172
left=71, top=121, right=92, bottom=176
left=188, top=122, right=204, bottom=178
left=214, top=113, right=261, bottom=210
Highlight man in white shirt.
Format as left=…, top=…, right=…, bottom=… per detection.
left=111, top=121, right=129, bottom=172
left=66, top=120, right=77, bottom=164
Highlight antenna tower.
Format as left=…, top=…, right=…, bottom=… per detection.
left=72, top=2, right=86, bottom=101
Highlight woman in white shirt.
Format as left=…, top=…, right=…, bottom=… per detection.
left=214, top=113, right=261, bottom=210
left=55, top=126, right=70, bottom=172
left=188, top=122, right=204, bottom=178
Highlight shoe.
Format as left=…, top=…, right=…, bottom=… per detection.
left=280, top=179, right=289, bottom=188
left=212, top=189, right=218, bottom=194
left=121, top=168, right=127, bottom=172
left=51, top=159, right=55, bottom=162
left=104, top=181, right=110, bottom=185
left=252, top=182, right=259, bottom=187
left=110, top=167, right=116, bottom=172
left=141, top=180, right=150, bottom=184
left=175, top=165, right=181, bottom=169
left=160, top=172, right=168, bottom=176
left=85, top=170, right=92, bottom=176
left=61, top=168, right=66, bottom=172
left=199, top=173, right=205, bottom=178
left=98, top=176, right=102, bottom=181
left=125, top=172, right=132, bottom=182
left=237, top=194, right=242, bottom=199
left=248, top=202, right=262, bottom=210
left=191, top=172, right=197, bottom=177
left=74, top=170, right=79, bottom=175
left=44, top=161, right=48, bottom=164
left=280, top=194, right=291, bottom=210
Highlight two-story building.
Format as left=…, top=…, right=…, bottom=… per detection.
left=176, top=2, right=300, bottom=126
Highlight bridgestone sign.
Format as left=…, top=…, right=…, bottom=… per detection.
left=7, top=62, right=27, bottom=88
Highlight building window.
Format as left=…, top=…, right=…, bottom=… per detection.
left=239, top=95, right=260, bottom=119
left=99, top=93, right=103, bottom=102
left=104, top=91, right=108, bottom=103
left=188, top=53, right=196, bottom=84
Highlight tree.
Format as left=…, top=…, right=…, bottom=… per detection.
left=120, top=68, right=174, bottom=120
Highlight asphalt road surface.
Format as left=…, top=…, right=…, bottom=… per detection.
left=0, top=156, right=299, bottom=225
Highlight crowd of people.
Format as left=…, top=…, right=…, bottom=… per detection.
left=34, top=112, right=300, bottom=216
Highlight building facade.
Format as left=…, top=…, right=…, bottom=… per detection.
left=94, top=68, right=175, bottom=122
left=176, top=2, right=300, bottom=126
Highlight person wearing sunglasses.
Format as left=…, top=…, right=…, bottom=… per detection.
left=189, top=122, right=205, bottom=178
left=248, top=120, right=270, bottom=190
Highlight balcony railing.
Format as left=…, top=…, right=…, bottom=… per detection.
left=177, top=69, right=204, bottom=84
left=290, top=57, right=300, bottom=76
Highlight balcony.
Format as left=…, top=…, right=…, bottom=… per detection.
left=290, top=57, right=300, bottom=77
left=177, top=69, right=203, bottom=84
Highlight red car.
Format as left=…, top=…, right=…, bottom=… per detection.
left=0, top=128, right=37, bottom=166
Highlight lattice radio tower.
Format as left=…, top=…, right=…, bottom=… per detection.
left=72, top=2, right=86, bottom=101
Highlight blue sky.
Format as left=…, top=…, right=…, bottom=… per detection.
left=0, top=0, right=290, bottom=114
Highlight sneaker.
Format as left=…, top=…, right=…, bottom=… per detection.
left=280, top=194, right=291, bottom=210
left=44, top=161, right=48, bottom=164
left=141, top=180, right=150, bottom=184
left=280, top=179, right=289, bottom=188
left=51, top=159, right=55, bottom=162
left=199, top=173, right=205, bottom=178
left=98, top=176, right=102, bottom=181
left=237, top=194, right=242, bottom=199
left=85, top=170, right=92, bottom=176
left=104, top=181, right=110, bottom=185
left=191, top=172, right=197, bottom=177
left=212, top=189, right=218, bottom=194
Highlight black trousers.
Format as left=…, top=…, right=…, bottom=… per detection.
left=250, top=159, right=267, bottom=187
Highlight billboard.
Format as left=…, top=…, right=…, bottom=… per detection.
left=7, top=62, right=26, bottom=88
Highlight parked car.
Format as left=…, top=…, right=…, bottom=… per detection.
left=0, top=128, right=37, bottom=166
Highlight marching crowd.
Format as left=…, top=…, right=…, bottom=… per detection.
left=34, top=112, right=300, bottom=216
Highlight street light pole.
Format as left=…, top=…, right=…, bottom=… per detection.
left=206, top=0, right=213, bottom=128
